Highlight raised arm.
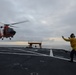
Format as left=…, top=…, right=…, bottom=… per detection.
left=62, top=36, right=70, bottom=41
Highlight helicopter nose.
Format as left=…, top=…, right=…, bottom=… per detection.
left=11, top=31, right=16, bottom=35
left=13, top=31, right=16, bottom=34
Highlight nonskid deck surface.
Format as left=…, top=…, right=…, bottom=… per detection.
left=0, top=47, right=76, bottom=75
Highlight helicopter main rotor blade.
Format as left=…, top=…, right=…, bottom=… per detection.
left=9, top=25, right=19, bottom=28
left=10, top=20, right=29, bottom=25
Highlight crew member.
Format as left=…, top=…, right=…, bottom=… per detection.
left=62, top=33, right=76, bottom=62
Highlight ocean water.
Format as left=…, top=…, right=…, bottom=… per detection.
left=43, top=45, right=71, bottom=51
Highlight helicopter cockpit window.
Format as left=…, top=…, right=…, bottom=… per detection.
left=7, top=28, right=13, bottom=32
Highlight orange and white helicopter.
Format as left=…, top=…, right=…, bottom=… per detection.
left=0, top=20, right=28, bottom=40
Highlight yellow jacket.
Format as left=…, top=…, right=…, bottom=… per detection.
left=63, top=37, right=76, bottom=50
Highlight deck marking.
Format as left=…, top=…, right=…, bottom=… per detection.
left=50, top=49, right=53, bottom=57
left=0, top=48, right=76, bottom=62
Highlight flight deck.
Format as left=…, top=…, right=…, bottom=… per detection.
left=0, top=47, right=76, bottom=75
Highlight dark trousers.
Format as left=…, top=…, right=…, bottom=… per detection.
left=70, top=50, right=76, bottom=61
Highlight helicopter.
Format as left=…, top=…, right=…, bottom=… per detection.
left=0, top=20, right=28, bottom=40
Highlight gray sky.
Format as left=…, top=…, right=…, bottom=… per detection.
left=0, top=0, right=76, bottom=48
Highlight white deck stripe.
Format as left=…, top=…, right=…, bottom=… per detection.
left=50, top=49, right=53, bottom=57
left=0, top=51, right=71, bottom=61
left=0, top=52, right=44, bottom=56
left=13, top=49, right=50, bottom=56
left=0, top=48, right=76, bottom=62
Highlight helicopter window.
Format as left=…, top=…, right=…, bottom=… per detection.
left=8, top=28, right=13, bottom=32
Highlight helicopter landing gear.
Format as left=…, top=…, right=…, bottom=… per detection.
left=9, top=37, right=11, bottom=40
left=2, top=37, right=4, bottom=40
